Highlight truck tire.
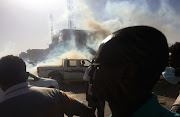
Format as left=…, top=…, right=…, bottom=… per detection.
left=48, top=72, right=63, bottom=85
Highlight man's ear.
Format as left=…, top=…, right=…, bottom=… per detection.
left=120, top=64, right=139, bottom=81
left=117, top=64, right=139, bottom=92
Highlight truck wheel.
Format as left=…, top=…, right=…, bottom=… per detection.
left=49, top=72, right=63, bottom=85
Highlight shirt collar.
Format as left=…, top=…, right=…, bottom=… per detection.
left=131, top=93, right=160, bottom=117
left=4, top=82, right=29, bottom=95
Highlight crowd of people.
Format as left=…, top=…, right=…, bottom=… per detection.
left=163, top=42, right=180, bottom=113
left=0, top=25, right=180, bottom=117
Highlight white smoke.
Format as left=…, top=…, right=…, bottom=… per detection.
left=26, top=0, right=180, bottom=74
left=26, top=34, right=95, bottom=74
left=103, top=0, right=180, bottom=44
left=75, top=0, right=180, bottom=44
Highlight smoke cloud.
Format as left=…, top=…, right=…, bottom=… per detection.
left=74, top=0, right=180, bottom=44
left=26, top=0, right=180, bottom=74
left=26, top=35, right=95, bottom=74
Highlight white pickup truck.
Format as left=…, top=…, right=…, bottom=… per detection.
left=37, top=59, right=91, bottom=84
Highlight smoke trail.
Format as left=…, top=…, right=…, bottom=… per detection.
left=73, top=2, right=112, bottom=39
left=88, top=20, right=111, bottom=39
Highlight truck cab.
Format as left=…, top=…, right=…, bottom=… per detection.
left=63, top=59, right=90, bottom=80
left=37, top=59, right=91, bottom=84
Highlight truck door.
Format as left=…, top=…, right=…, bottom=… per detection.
left=63, top=60, right=84, bottom=80
left=79, top=59, right=91, bottom=78
left=79, top=59, right=91, bottom=71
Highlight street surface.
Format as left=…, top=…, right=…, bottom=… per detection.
left=62, top=79, right=180, bottom=117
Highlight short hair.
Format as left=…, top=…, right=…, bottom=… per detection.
left=170, top=42, right=180, bottom=55
left=95, top=26, right=169, bottom=87
left=169, top=42, right=180, bottom=68
left=0, top=55, right=26, bottom=85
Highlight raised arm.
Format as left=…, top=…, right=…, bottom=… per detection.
left=59, top=91, right=95, bottom=117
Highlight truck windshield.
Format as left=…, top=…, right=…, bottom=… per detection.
left=80, top=60, right=91, bottom=67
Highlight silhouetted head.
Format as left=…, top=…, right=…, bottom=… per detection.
left=0, top=55, right=27, bottom=90
left=91, top=26, right=169, bottom=107
left=169, top=42, right=180, bottom=68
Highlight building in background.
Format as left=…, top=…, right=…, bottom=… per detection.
left=19, top=29, right=102, bottom=63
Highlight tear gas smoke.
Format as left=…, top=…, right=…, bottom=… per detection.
left=26, top=0, right=180, bottom=74
left=26, top=35, right=97, bottom=74
left=72, top=2, right=112, bottom=39
left=103, top=0, right=180, bottom=44
left=75, top=0, right=180, bottom=43
left=88, top=20, right=111, bottom=39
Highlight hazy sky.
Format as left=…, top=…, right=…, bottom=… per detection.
left=0, top=0, right=67, bottom=57
left=0, top=0, right=180, bottom=57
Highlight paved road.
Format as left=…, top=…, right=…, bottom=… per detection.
left=61, top=80, right=178, bottom=117
left=61, top=82, right=111, bottom=117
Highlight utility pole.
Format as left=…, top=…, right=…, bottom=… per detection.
left=67, top=0, right=74, bottom=29
left=50, top=14, right=54, bottom=40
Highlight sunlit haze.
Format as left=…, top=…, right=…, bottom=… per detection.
left=0, top=0, right=67, bottom=57
left=0, top=0, right=180, bottom=58
left=14, top=0, right=56, bottom=10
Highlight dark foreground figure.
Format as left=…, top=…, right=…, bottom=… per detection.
left=88, top=26, right=180, bottom=117
left=165, top=42, right=180, bottom=113
left=0, top=55, right=95, bottom=117
left=84, top=66, right=105, bottom=117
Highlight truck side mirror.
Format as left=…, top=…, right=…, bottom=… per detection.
left=81, top=60, right=85, bottom=67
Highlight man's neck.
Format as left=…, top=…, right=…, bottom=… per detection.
left=109, top=93, right=152, bottom=117
left=1, top=85, right=11, bottom=92
left=1, top=83, right=18, bottom=92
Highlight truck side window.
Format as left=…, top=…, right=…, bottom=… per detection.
left=80, top=60, right=85, bottom=67
left=69, top=60, right=77, bottom=67
left=80, top=60, right=91, bottom=67
left=28, top=76, right=35, bottom=81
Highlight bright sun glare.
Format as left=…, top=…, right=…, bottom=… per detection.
left=16, top=0, right=56, bottom=10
